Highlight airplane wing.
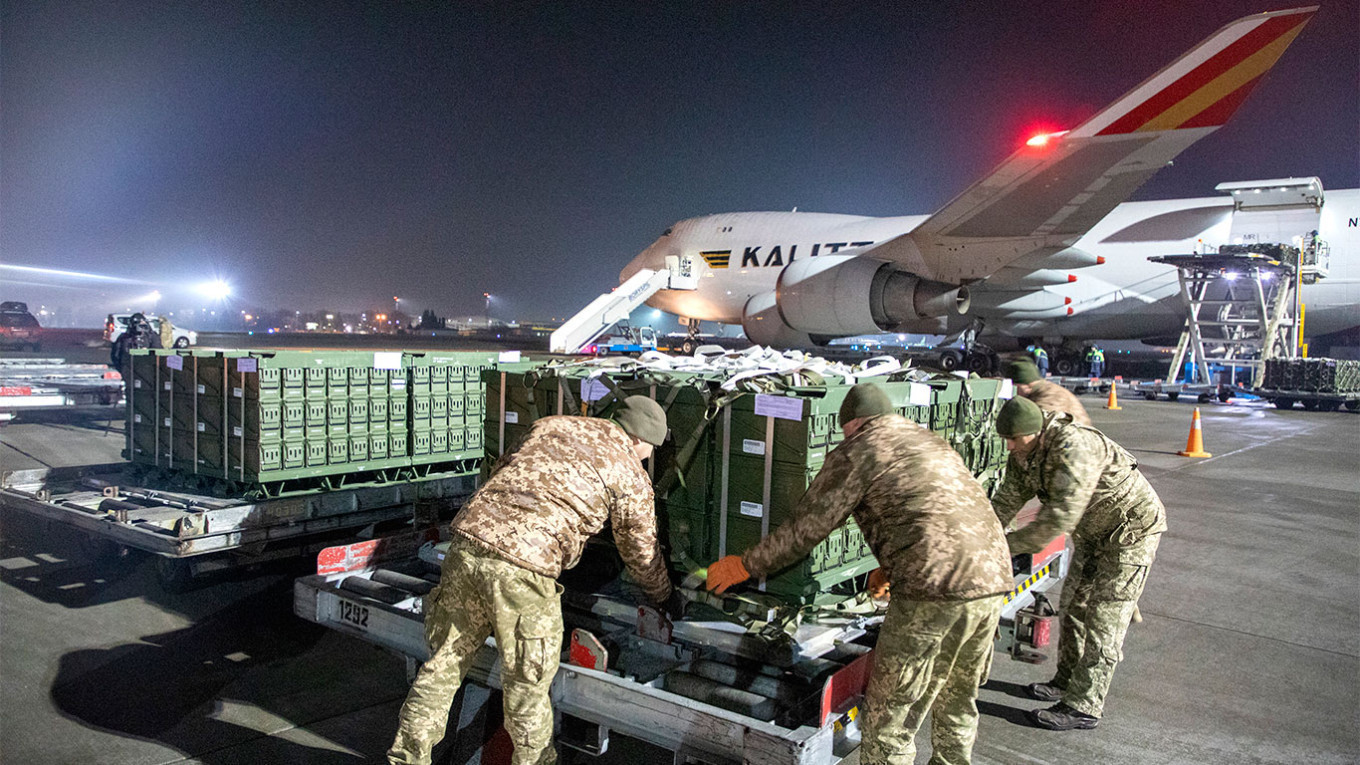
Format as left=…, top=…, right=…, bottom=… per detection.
left=875, top=6, right=1317, bottom=285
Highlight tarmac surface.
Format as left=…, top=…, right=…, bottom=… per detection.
left=2, top=357, right=1357, bottom=764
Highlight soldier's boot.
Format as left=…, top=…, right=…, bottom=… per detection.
left=1026, top=681, right=1065, bottom=702
left=1029, top=703, right=1098, bottom=731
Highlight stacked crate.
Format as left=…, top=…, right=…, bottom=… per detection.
left=126, top=348, right=497, bottom=487
left=480, top=363, right=1012, bottom=606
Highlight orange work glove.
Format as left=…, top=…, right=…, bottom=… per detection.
left=867, top=567, right=891, bottom=600
left=704, top=555, right=750, bottom=594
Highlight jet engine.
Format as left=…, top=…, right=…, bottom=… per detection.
left=741, top=255, right=970, bottom=345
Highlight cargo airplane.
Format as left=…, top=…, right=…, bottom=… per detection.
left=616, top=6, right=1358, bottom=372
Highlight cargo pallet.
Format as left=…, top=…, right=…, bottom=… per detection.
left=0, top=358, right=124, bottom=423
left=0, top=462, right=478, bottom=588
left=293, top=531, right=1067, bottom=764
left=1253, top=388, right=1360, bottom=411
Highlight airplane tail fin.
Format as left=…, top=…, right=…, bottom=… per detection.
left=905, top=6, right=1317, bottom=283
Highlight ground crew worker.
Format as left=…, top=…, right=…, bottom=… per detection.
left=1007, top=359, right=1090, bottom=427
left=705, top=383, right=1011, bottom=764
left=1026, top=344, right=1049, bottom=377
left=990, top=397, right=1166, bottom=731
left=1085, top=345, right=1106, bottom=378
left=387, top=397, right=675, bottom=765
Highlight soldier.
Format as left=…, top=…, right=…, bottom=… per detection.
left=158, top=314, right=175, bottom=349
left=387, top=397, right=675, bottom=765
left=1007, top=359, right=1091, bottom=427
left=704, top=383, right=1011, bottom=765
left=990, top=397, right=1166, bottom=731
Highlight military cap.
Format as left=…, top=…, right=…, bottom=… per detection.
left=996, top=396, right=1044, bottom=437
left=1006, top=359, right=1042, bottom=385
left=839, top=382, right=894, bottom=426
left=612, top=396, right=668, bottom=446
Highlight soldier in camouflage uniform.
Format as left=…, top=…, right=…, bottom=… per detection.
left=388, top=397, right=674, bottom=765
left=1007, top=358, right=1091, bottom=427
left=705, top=384, right=1012, bottom=765
left=990, top=397, right=1166, bottom=730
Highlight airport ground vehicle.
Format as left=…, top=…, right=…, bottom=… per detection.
left=294, top=531, right=1067, bottom=764
left=0, top=301, right=43, bottom=352
left=590, top=324, right=658, bottom=356
left=105, top=313, right=198, bottom=348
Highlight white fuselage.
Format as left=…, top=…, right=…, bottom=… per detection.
left=622, top=188, right=1360, bottom=342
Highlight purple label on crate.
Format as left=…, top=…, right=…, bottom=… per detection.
left=581, top=378, right=611, bottom=402
left=753, top=394, right=803, bottom=421
left=237, top=358, right=258, bottom=373
left=374, top=352, right=402, bottom=370
left=165, top=355, right=183, bottom=370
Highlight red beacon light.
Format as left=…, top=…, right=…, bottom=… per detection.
left=1025, top=130, right=1069, bottom=147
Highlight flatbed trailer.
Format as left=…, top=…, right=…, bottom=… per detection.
left=294, top=532, right=1068, bottom=763
left=0, top=463, right=477, bottom=587
left=1253, top=387, right=1360, bottom=411
left=0, top=358, right=124, bottom=422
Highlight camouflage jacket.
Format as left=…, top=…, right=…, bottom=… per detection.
left=451, top=416, right=672, bottom=604
left=992, top=411, right=1167, bottom=555
left=1025, top=380, right=1092, bottom=427
left=740, top=415, right=1012, bottom=601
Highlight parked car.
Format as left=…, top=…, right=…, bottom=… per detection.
left=0, top=301, right=42, bottom=351
left=105, top=314, right=197, bottom=348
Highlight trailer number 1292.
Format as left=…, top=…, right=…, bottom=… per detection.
left=339, top=599, right=370, bottom=629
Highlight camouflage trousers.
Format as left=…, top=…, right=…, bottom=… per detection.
left=1051, top=530, right=1161, bottom=718
left=388, top=534, right=564, bottom=765
left=859, top=594, right=1004, bottom=765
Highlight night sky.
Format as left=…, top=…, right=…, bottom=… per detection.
left=3, top=1, right=1356, bottom=326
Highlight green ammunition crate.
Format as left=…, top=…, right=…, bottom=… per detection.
left=348, top=398, right=370, bottom=435
left=370, top=433, right=390, bottom=460
left=389, top=430, right=408, bottom=456
left=329, top=439, right=349, bottom=465
left=306, top=440, right=328, bottom=467
left=327, top=398, right=349, bottom=436
left=349, top=435, right=369, bottom=463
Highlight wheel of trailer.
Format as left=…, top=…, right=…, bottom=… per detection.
left=1055, top=358, right=1079, bottom=376
left=681, top=340, right=695, bottom=355
left=154, top=556, right=195, bottom=592
left=174, top=337, right=190, bottom=348
left=1345, top=399, right=1360, bottom=412
left=1143, top=392, right=1158, bottom=401
left=1167, top=392, right=1180, bottom=402
left=1317, top=399, right=1341, bottom=412
left=1300, top=399, right=1319, bottom=411
left=938, top=350, right=963, bottom=371
left=1273, top=397, right=1295, bottom=410
left=1219, top=387, right=1234, bottom=403
left=1198, top=393, right=1212, bottom=403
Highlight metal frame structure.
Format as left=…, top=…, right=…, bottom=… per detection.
left=1152, top=252, right=1299, bottom=389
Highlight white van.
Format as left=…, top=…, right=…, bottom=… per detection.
left=105, top=314, right=198, bottom=348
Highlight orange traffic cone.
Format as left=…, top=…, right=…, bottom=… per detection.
left=1178, top=407, right=1212, bottom=458
left=1105, top=384, right=1121, bottom=410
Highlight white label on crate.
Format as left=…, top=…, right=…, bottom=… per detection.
left=1000, top=379, right=1015, bottom=400
left=133, top=413, right=143, bottom=423
left=374, top=352, right=402, bottom=370
left=754, top=394, right=803, bottom=421
left=742, top=439, right=766, bottom=456
left=166, top=355, right=183, bottom=370
left=233, top=387, right=243, bottom=398
left=581, top=378, right=611, bottom=402
left=237, top=357, right=258, bottom=373
left=233, top=426, right=243, bottom=437
left=909, top=382, right=930, bottom=407
left=163, top=417, right=172, bottom=427
left=164, top=381, right=172, bottom=391
left=133, top=379, right=142, bottom=388
left=197, top=421, right=206, bottom=432
left=197, top=384, right=205, bottom=394
left=740, top=501, right=764, bottom=518
left=504, top=411, right=519, bottom=424
left=498, top=351, right=521, bottom=363
left=391, top=378, right=407, bottom=391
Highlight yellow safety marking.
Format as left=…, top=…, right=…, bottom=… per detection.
left=1003, top=564, right=1050, bottom=604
